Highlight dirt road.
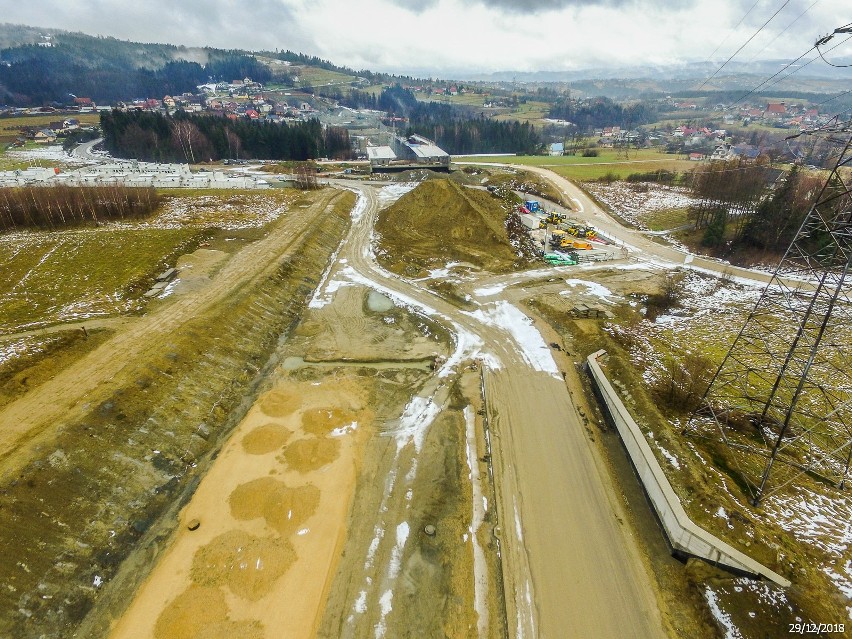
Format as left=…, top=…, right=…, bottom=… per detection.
left=313, top=184, right=666, bottom=638
left=0, top=189, right=340, bottom=480
left=460, top=162, right=779, bottom=287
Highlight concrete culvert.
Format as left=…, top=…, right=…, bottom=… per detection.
left=187, top=519, right=201, bottom=531
left=424, top=524, right=437, bottom=537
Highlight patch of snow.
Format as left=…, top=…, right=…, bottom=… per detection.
left=464, top=301, right=560, bottom=378
left=704, top=586, right=743, bottom=639
left=377, top=182, right=417, bottom=208
left=656, top=445, right=681, bottom=469
left=562, top=278, right=617, bottom=303
left=330, top=421, right=358, bottom=437
left=464, top=405, right=490, bottom=636
left=473, top=283, right=507, bottom=297
left=513, top=496, right=524, bottom=542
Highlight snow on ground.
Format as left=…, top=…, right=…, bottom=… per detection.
left=141, top=194, right=291, bottom=230
left=464, top=301, right=561, bottom=378
left=473, top=283, right=507, bottom=297
left=584, top=181, right=699, bottom=231
left=6, top=144, right=75, bottom=163
left=703, top=587, right=743, bottom=639
left=0, top=335, right=61, bottom=366
left=764, top=488, right=852, bottom=604
left=376, top=182, right=417, bottom=208
left=561, top=278, right=617, bottom=303
left=464, top=405, right=490, bottom=637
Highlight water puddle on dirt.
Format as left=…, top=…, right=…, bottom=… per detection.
left=229, top=477, right=320, bottom=536
left=366, top=290, right=395, bottom=313
left=190, top=529, right=296, bottom=601
left=241, top=423, right=292, bottom=454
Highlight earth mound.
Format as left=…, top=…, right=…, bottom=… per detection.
left=375, top=179, right=534, bottom=275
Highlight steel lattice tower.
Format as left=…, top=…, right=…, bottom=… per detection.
left=685, top=120, right=852, bottom=506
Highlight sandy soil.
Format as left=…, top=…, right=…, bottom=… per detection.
left=109, top=373, right=373, bottom=639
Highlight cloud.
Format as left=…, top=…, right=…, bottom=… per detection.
left=1, top=0, right=847, bottom=75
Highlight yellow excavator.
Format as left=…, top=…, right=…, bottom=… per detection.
left=567, top=225, right=598, bottom=239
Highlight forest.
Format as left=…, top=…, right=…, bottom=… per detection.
left=0, top=185, right=159, bottom=230
left=548, top=96, right=661, bottom=132
left=100, top=111, right=352, bottom=162
left=0, top=31, right=271, bottom=105
left=688, top=161, right=824, bottom=253
left=371, top=85, right=542, bottom=155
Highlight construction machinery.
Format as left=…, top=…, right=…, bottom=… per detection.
left=566, top=225, right=598, bottom=239
left=543, top=211, right=567, bottom=226
left=550, top=230, right=592, bottom=250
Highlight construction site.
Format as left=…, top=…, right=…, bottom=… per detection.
left=0, top=130, right=851, bottom=639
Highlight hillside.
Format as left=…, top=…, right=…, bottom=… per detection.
left=375, top=179, right=535, bottom=276
left=0, top=25, right=270, bottom=105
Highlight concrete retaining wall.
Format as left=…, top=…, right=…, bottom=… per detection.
left=586, top=350, right=790, bottom=587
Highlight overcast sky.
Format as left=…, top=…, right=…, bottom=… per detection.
left=4, top=0, right=850, bottom=76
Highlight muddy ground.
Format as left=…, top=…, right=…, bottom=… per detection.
left=108, top=276, right=503, bottom=638
left=0, top=189, right=353, bottom=638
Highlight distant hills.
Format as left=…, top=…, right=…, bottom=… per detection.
left=0, top=22, right=848, bottom=106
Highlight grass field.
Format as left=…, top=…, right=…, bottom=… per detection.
left=297, top=66, right=358, bottom=88
left=491, top=101, right=551, bottom=123
left=641, top=207, right=691, bottom=231
left=0, top=151, right=58, bottom=171
left=456, top=149, right=695, bottom=181
left=0, top=227, right=207, bottom=334
left=0, top=114, right=100, bottom=144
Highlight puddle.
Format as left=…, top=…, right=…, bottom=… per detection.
left=366, top=290, right=395, bottom=313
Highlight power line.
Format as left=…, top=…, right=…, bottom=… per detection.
left=746, top=0, right=821, bottom=62
left=698, top=0, right=793, bottom=90
left=726, top=30, right=852, bottom=110
left=759, top=33, right=852, bottom=93
left=809, top=89, right=852, bottom=111
left=730, top=45, right=817, bottom=108
left=815, top=23, right=852, bottom=67
left=706, top=0, right=762, bottom=61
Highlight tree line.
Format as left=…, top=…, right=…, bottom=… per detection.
left=548, top=96, right=660, bottom=132
left=688, top=161, right=824, bottom=253
left=0, top=185, right=159, bottom=231
left=370, top=85, right=541, bottom=154
left=0, top=33, right=271, bottom=105
left=100, top=111, right=353, bottom=162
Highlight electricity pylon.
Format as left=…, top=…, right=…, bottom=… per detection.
left=685, top=118, right=852, bottom=506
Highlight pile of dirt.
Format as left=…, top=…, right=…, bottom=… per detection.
left=258, top=388, right=301, bottom=417
left=375, top=179, right=534, bottom=275
left=301, top=407, right=358, bottom=436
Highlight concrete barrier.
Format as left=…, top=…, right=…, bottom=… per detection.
left=585, top=350, right=791, bottom=587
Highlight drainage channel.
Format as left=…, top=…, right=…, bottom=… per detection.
left=281, top=356, right=435, bottom=371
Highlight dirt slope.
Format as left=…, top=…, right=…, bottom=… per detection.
left=375, top=179, right=532, bottom=275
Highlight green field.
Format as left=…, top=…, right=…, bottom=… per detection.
left=0, top=227, right=206, bottom=334
left=456, top=149, right=695, bottom=181
left=414, top=91, right=486, bottom=107
left=297, top=66, right=358, bottom=88
left=492, top=101, right=551, bottom=123
left=641, top=207, right=691, bottom=231
left=0, top=113, right=100, bottom=143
